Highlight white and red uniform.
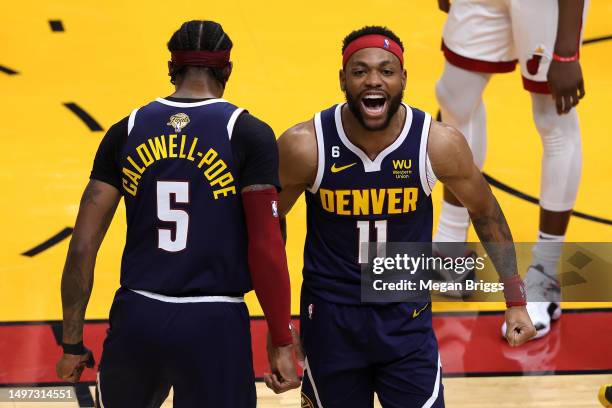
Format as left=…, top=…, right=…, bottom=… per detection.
left=441, top=0, right=589, bottom=93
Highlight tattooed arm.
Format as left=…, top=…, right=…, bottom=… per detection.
left=57, top=179, right=120, bottom=382
left=428, top=121, right=516, bottom=278
left=428, top=121, right=536, bottom=346
left=61, top=180, right=120, bottom=344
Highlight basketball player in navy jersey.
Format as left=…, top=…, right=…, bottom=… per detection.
left=274, top=26, right=536, bottom=407
left=55, top=20, right=299, bottom=406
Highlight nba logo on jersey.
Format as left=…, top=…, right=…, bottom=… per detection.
left=308, top=303, right=314, bottom=320
left=384, top=38, right=390, bottom=49
left=271, top=200, right=278, bottom=217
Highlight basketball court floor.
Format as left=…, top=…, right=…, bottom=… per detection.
left=1, top=1, right=611, bottom=406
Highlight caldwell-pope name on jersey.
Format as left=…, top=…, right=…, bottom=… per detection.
left=121, top=133, right=235, bottom=199
left=318, top=187, right=419, bottom=215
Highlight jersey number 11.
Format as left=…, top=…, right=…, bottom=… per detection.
left=357, top=220, right=387, bottom=263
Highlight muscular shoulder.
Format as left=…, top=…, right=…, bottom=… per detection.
left=277, top=119, right=318, bottom=187
left=278, top=120, right=317, bottom=161
left=427, top=120, right=473, bottom=180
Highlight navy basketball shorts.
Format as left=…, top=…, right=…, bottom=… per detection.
left=300, top=287, right=444, bottom=408
left=96, top=287, right=256, bottom=408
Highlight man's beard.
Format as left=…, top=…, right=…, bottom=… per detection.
left=345, top=89, right=404, bottom=131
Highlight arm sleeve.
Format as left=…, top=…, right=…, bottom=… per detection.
left=242, top=188, right=292, bottom=346
left=90, top=117, right=128, bottom=191
left=231, top=113, right=281, bottom=190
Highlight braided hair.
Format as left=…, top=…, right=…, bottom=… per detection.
left=167, top=20, right=233, bottom=86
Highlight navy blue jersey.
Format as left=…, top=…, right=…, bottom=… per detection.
left=118, top=98, right=250, bottom=296
left=303, top=103, right=434, bottom=304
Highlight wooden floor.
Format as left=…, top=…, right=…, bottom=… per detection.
left=258, top=375, right=612, bottom=407
left=1, top=375, right=610, bottom=407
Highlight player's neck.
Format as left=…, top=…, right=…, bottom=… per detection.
left=341, top=104, right=406, bottom=160
left=171, top=76, right=224, bottom=99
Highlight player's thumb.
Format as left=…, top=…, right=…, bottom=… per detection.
left=506, top=323, right=521, bottom=347
left=81, top=349, right=95, bottom=368
left=511, top=324, right=534, bottom=347
left=278, top=366, right=300, bottom=390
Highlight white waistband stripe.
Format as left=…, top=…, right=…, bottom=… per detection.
left=130, top=289, right=244, bottom=303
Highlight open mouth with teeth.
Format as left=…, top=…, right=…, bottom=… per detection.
left=361, top=94, right=387, bottom=117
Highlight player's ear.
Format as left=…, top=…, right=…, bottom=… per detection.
left=168, top=61, right=178, bottom=85
left=168, top=61, right=174, bottom=77
left=339, top=69, right=346, bottom=92
left=223, top=62, right=233, bottom=82
left=402, top=69, right=407, bottom=90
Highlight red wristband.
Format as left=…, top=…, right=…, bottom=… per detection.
left=552, top=51, right=579, bottom=62
left=500, top=275, right=527, bottom=307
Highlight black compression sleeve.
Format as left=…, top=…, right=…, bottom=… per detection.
left=90, top=116, right=128, bottom=191
left=231, top=113, right=280, bottom=190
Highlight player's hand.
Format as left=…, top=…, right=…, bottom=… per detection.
left=438, top=0, right=451, bottom=13
left=264, top=328, right=301, bottom=394
left=290, top=324, right=305, bottom=367
left=547, top=59, right=585, bottom=115
left=504, top=306, right=537, bottom=347
left=56, top=349, right=95, bottom=383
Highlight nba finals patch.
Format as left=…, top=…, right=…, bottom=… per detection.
left=167, top=113, right=190, bottom=133
left=301, top=392, right=315, bottom=408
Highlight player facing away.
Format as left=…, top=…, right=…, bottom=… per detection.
left=434, top=0, right=588, bottom=339
left=274, top=26, right=536, bottom=407
left=55, top=20, right=300, bottom=407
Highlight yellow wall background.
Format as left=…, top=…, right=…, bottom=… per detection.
left=1, top=1, right=611, bottom=320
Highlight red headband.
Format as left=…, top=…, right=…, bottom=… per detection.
left=171, top=50, right=231, bottom=68
left=342, top=34, right=403, bottom=68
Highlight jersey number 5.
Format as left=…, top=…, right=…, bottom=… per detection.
left=157, top=181, right=189, bottom=252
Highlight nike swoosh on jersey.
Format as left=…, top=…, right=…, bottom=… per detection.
left=412, top=303, right=429, bottom=318
left=330, top=162, right=357, bottom=173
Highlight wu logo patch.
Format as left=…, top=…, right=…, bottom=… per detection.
left=392, top=159, right=412, bottom=179
left=167, top=113, right=190, bottom=133
left=392, top=159, right=412, bottom=170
